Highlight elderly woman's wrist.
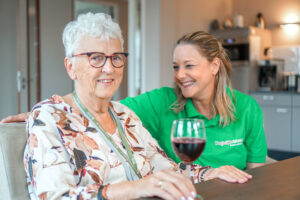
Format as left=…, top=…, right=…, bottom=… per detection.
left=105, top=181, right=139, bottom=200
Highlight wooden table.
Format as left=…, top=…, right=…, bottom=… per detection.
left=142, top=156, right=300, bottom=200
left=195, top=156, right=300, bottom=200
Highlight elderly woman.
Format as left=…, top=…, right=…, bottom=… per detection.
left=23, top=13, right=251, bottom=200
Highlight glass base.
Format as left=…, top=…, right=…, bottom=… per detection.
left=196, top=194, right=204, bottom=200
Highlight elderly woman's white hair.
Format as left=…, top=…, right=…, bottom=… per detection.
left=62, top=12, right=124, bottom=57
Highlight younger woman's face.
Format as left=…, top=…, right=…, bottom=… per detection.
left=172, top=43, right=219, bottom=100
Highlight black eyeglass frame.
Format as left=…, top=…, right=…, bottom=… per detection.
left=72, top=52, right=129, bottom=68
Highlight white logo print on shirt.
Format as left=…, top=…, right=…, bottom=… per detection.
left=215, top=139, right=243, bottom=147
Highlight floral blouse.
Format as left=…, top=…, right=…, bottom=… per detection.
left=24, top=95, right=204, bottom=200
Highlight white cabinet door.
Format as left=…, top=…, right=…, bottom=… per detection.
left=292, top=108, right=300, bottom=152
left=292, top=95, right=300, bottom=152
left=262, top=106, right=292, bottom=151
left=252, top=93, right=292, bottom=151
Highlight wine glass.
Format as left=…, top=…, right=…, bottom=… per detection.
left=171, top=119, right=206, bottom=177
left=171, top=119, right=206, bottom=199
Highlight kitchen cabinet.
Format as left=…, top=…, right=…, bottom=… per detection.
left=263, top=106, right=292, bottom=151
left=292, top=95, right=300, bottom=152
left=251, top=93, right=292, bottom=151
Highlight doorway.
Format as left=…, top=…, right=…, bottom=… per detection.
left=0, top=0, right=139, bottom=120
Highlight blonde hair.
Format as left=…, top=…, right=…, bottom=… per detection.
left=171, top=31, right=236, bottom=127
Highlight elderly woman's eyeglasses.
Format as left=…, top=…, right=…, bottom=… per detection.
left=72, top=52, right=129, bottom=68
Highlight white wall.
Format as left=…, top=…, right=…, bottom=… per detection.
left=159, top=0, right=233, bottom=88
left=173, top=0, right=233, bottom=39
left=159, top=0, right=177, bottom=88
left=0, top=0, right=17, bottom=119
left=140, top=0, right=161, bottom=92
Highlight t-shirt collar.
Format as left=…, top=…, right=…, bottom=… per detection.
left=185, top=98, right=220, bottom=127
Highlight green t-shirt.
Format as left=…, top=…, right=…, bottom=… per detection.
left=120, top=87, right=267, bottom=170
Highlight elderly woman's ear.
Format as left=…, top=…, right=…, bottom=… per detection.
left=64, top=57, right=77, bottom=80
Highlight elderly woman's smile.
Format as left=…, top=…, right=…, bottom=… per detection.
left=97, top=79, right=114, bottom=84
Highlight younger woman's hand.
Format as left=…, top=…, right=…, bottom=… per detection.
left=205, top=165, right=252, bottom=183
left=0, top=112, right=30, bottom=123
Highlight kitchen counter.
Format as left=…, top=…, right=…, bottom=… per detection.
left=250, top=90, right=300, bottom=95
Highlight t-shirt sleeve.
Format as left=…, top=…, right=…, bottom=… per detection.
left=245, top=99, right=268, bottom=163
left=120, top=87, right=174, bottom=140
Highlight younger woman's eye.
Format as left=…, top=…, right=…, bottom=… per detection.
left=186, top=64, right=194, bottom=68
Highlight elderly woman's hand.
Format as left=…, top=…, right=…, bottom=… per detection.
left=204, top=165, right=252, bottom=183
left=134, top=169, right=196, bottom=200
left=106, top=169, right=196, bottom=200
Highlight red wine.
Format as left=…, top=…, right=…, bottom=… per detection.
left=171, top=138, right=206, bottom=163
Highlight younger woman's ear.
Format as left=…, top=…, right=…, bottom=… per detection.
left=64, top=57, right=77, bottom=80
left=211, top=57, right=220, bottom=75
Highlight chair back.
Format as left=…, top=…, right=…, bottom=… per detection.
left=0, top=123, right=29, bottom=200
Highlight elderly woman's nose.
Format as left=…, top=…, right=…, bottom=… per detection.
left=102, top=58, right=114, bottom=73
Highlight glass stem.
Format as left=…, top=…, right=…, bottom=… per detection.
left=186, top=164, right=191, bottom=179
